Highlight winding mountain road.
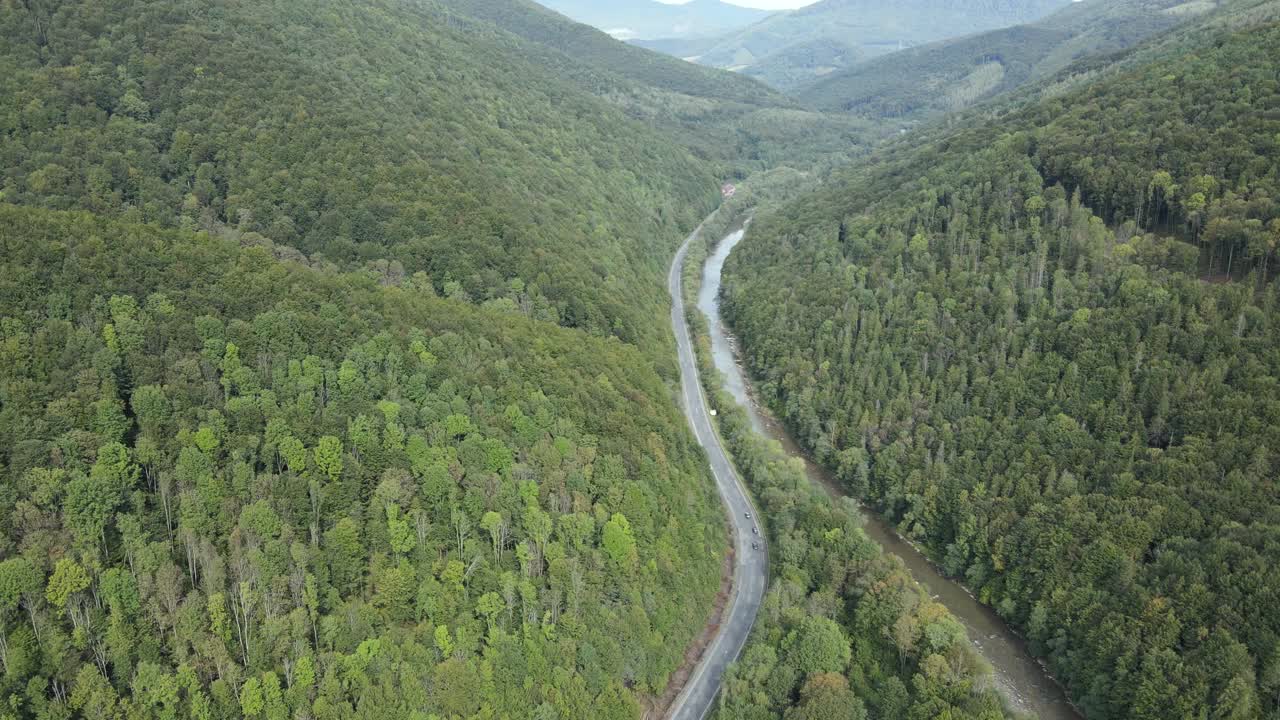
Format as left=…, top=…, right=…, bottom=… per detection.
left=664, top=225, right=768, bottom=720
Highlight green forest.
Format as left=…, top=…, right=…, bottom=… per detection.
left=681, top=228, right=1015, bottom=720
left=796, top=0, right=1202, bottom=121
left=722, top=17, right=1280, bottom=720
left=0, top=204, right=727, bottom=719
left=3, top=0, right=1280, bottom=717
left=0, top=0, right=760, bottom=717
left=0, top=0, right=728, bottom=351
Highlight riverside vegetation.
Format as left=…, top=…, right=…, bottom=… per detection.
left=1, top=0, right=1277, bottom=718
left=681, top=220, right=1017, bottom=720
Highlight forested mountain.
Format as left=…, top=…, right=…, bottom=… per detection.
left=0, top=0, right=738, bottom=352
left=0, top=0, right=767, bottom=717
left=440, top=0, right=874, bottom=174
left=656, top=0, right=1072, bottom=90
left=0, top=204, right=728, bottom=719
left=798, top=0, right=1218, bottom=119
left=730, top=37, right=865, bottom=94
left=722, top=12, right=1280, bottom=720
left=533, top=0, right=771, bottom=41
left=446, top=0, right=786, bottom=109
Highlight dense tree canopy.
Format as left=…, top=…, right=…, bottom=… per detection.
left=0, top=205, right=728, bottom=719
left=0, top=0, right=733, bottom=350
left=723, top=18, right=1280, bottom=720
left=3, top=0, right=1277, bottom=718
left=680, top=229, right=1014, bottom=720
left=0, top=0, right=786, bottom=716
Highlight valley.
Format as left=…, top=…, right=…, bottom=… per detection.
left=665, top=223, right=768, bottom=720
left=694, top=226, right=1079, bottom=719
left=0, top=0, right=1277, bottom=719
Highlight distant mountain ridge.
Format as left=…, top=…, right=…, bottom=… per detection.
left=444, top=0, right=873, bottom=176
left=534, top=0, right=772, bottom=40
left=797, top=0, right=1226, bottom=119
left=646, top=0, right=1073, bottom=89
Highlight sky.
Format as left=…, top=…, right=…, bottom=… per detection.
left=655, top=0, right=819, bottom=8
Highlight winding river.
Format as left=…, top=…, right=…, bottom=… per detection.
left=698, top=227, right=1082, bottom=720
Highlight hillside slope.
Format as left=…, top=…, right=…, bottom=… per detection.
left=440, top=0, right=875, bottom=174
left=447, top=0, right=787, bottom=109
left=798, top=0, right=1220, bottom=119
left=0, top=0, right=762, bottom=716
left=0, top=204, right=728, bottom=719
left=674, top=0, right=1071, bottom=89
left=722, top=15, right=1280, bottom=720
left=735, top=36, right=866, bottom=91
left=0, top=0, right=725, bottom=351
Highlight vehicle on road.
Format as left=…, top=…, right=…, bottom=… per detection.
left=752, top=526, right=758, bottom=535
left=745, top=511, right=751, bottom=518
left=665, top=225, right=768, bottom=720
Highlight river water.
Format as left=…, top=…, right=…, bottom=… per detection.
left=697, top=228, right=1081, bottom=720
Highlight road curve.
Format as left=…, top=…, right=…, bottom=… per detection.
left=665, top=224, right=769, bottom=720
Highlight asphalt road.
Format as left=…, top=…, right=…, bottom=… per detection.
left=665, top=225, right=769, bottom=720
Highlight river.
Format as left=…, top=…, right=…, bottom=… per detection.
left=697, top=227, right=1082, bottom=720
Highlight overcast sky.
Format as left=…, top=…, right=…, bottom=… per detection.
left=656, top=0, right=819, bottom=8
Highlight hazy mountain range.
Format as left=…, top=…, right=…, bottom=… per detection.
left=534, top=0, right=772, bottom=39
left=635, top=0, right=1075, bottom=88
left=799, top=0, right=1225, bottom=118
